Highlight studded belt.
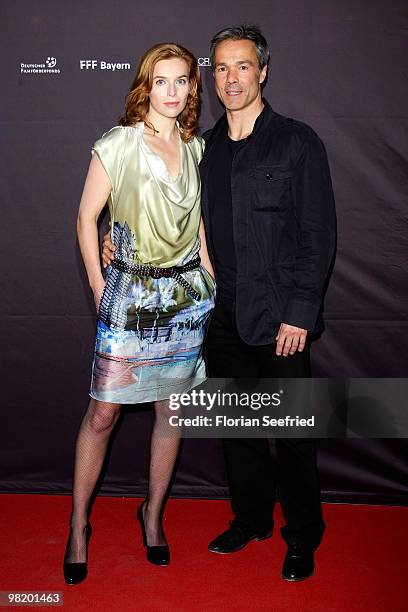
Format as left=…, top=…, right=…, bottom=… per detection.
left=111, top=256, right=201, bottom=300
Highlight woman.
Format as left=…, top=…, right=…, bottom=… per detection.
left=63, top=43, right=215, bottom=584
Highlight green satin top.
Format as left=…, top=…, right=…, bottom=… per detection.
left=92, top=122, right=204, bottom=267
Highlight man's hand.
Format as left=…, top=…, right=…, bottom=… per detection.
left=102, top=230, right=116, bottom=268
left=275, top=323, right=307, bottom=356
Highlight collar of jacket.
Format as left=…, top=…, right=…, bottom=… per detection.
left=203, top=98, right=278, bottom=152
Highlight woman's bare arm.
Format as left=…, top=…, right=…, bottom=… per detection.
left=77, top=154, right=112, bottom=308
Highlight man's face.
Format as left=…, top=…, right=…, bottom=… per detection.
left=213, top=39, right=267, bottom=112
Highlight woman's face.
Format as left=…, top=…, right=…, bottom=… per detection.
left=148, top=57, right=190, bottom=119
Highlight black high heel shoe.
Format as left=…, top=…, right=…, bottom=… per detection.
left=137, top=503, right=170, bottom=566
left=63, top=523, right=92, bottom=585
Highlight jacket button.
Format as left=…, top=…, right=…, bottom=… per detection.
left=266, top=173, right=273, bottom=180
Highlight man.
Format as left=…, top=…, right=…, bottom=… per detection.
left=103, top=25, right=336, bottom=581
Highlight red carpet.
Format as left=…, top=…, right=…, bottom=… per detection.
left=0, top=495, right=406, bottom=611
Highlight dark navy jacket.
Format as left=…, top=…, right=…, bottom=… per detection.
left=200, top=100, right=336, bottom=345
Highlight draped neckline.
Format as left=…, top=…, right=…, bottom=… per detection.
left=137, top=122, right=184, bottom=183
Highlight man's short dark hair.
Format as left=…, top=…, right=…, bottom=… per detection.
left=209, top=25, right=270, bottom=71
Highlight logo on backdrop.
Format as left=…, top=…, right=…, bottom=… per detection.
left=20, top=57, right=61, bottom=74
left=79, top=58, right=209, bottom=71
left=79, top=59, right=131, bottom=71
left=19, top=56, right=208, bottom=75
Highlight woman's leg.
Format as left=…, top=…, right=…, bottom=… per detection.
left=142, top=398, right=181, bottom=546
left=65, top=398, right=121, bottom=562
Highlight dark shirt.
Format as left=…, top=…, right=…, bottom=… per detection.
left=200, top=101, right=336, bottom=343
left=208, top=133, right=245, bottom=305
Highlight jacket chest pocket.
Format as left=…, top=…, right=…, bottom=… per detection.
left=249, top=165, right=293, bottom=211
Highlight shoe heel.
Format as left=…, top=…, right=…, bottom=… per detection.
left=136, top=503, right=147, bottom=547
left=63, top=523, right=92, bottom=585
left=136, top=502, right=170, bottom=566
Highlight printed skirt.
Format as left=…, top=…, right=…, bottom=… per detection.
left=89, top=264, right=216, bottom=404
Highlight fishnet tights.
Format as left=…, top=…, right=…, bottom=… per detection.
left=65, top=397, right=180, bottom=562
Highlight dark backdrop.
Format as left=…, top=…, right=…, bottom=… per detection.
left=1, top=1, right=407, bottom=504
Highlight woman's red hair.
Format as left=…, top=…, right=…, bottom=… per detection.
left=119, top=43, right=201, bottom=142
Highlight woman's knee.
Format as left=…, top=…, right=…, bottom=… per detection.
left=86, top=400, right=121, bottom=434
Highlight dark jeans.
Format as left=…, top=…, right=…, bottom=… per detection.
left=205, top=299, right=326, bottom=550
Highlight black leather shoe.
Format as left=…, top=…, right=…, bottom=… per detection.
left=137, top=503, right=170, bottom=566
left=63, top=523, right=92, bottom=585
left=208, top=518, right=272, bottom=554
left=281, top=538, right=314, bottom=581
